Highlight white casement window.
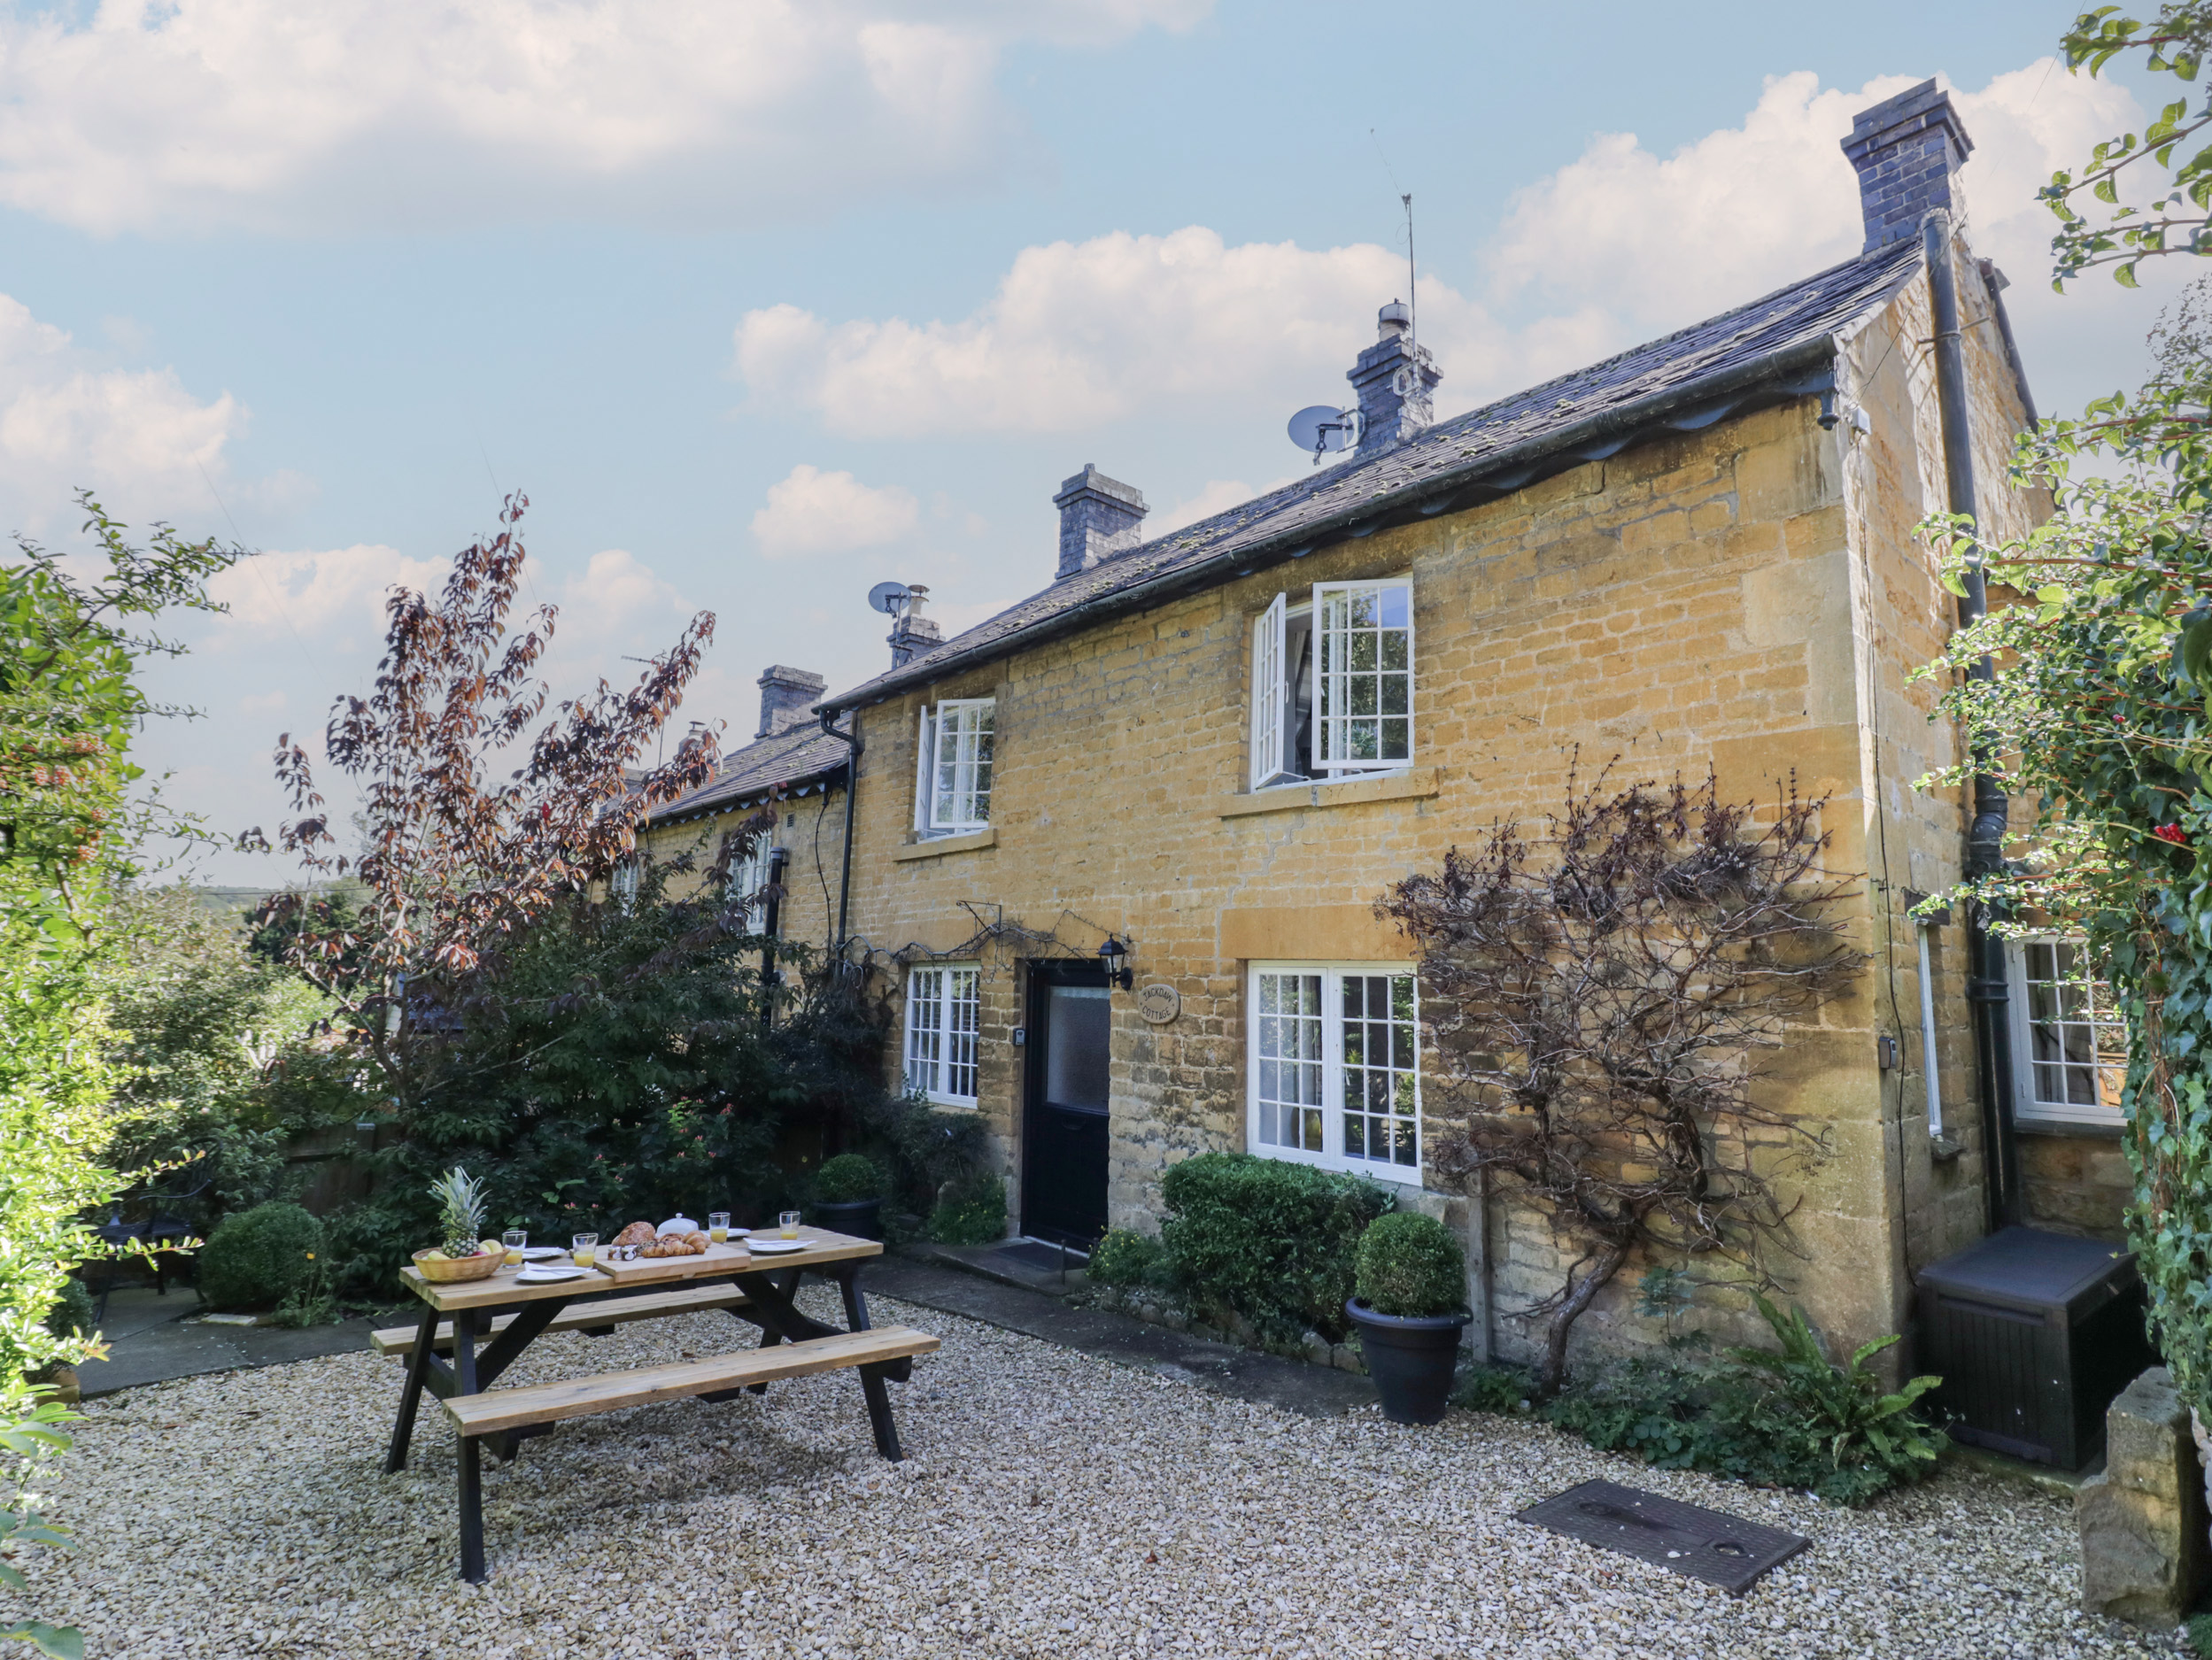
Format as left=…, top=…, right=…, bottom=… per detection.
left=728, top=836, right=772, bottom=931
left=609, top=857, right=640, bottom=908
left=2006, top=936, right=2127, bottom=1126
left=913, top=699, right=994, bottom=836
left=1248, top=962, right=1420, bottom=1174
left=905, top=963, right=981, bottom=1107
left=1249, top=579, right=1412, bottom=787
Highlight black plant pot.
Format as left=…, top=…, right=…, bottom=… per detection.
left=813, top=1198, right=883, bottom=1241
left=1345, top=1299, right=1470, bottom=1425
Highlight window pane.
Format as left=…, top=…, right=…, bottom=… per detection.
left=1254, top=972, right=1325, bottom=1151
left=1341, top=972, right=1419, bottom=1168
left=2016, top=938, right=2126, bottom=1120
left=1317, top=585, right=1412, bottom=772
left=1046, top=984, right=1110, bottom=1109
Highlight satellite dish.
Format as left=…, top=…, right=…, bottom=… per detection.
left=867, top=581, right=912, bottom=616
left=1288, top=405, right=1357, bottom=460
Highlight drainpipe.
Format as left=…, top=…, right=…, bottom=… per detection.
left=817, top=707, right=862, bottom=961
left=1923, top=209, right=2023, bottom=1229
left=760, top=845, right=789, bottom=1031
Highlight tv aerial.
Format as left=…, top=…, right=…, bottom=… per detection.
left=1288, top=405, right=1359, bottom=466
left=867, top=581, right=913, bottom=619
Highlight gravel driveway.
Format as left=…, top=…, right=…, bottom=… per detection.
left=3, top=1289, right=2183, bottom=1659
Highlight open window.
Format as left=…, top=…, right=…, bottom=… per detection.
left=2006, top=936, right=2126, bottom=1127
left=1249, top=579, right=1410, bottom=787
left=913, top=699, right=994, bottom=836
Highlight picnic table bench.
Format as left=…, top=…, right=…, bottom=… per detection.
left=376, top=1228, right=937, bottom=1581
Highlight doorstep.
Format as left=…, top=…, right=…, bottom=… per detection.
left=901, top=1239, right=1090, bottom=1298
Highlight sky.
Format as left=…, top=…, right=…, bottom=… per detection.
left=0, top=0, right=2197, bottom=884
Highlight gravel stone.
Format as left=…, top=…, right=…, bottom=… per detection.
left=0, top=1286, right=2186, bottom=1658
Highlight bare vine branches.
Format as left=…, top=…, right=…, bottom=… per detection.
left=1377, top=764, right=1863, bottom=1394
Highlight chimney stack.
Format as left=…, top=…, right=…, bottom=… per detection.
left=756, top=665, right=827, bottom=739
left=888, top=583, right=941, bottom=668
left=1841, top=79, right=1974, bottom=254
left=1348, top=300, right=1441, bottom=456
left=1052, top=464, right=1148, bottom=581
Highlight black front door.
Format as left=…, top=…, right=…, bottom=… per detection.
left=1022, top=960, right=1111, bottom=1249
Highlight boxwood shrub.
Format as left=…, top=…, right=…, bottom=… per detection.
left=927, top=1169, right=1008, bottom=1246
left=814, top=1154, right=884, bottom=1203
left=1087, top=1228, right=1169, bottom=1289
left=197, top=1201, right=326, bottom=1312
left=1353, top=1211, right=1466, bottom=1317
left=1158, top=1153, right=1391, bottom=1343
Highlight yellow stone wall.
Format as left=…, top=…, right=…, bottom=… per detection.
left=638, top=781, right=847, bottom=961
left=826, top=238, right=2073, bottom=1370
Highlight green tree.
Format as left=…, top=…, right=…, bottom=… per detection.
left=2048, top=4, right=2212, bottom=287
left=0, top=494, right=236, bottom=1659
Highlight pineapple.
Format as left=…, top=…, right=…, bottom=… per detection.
left=429, top=1166, right=490, bottom=1257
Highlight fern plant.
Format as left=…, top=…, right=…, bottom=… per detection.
left=1725, top=1295, right=1946, bottom=1499
left=428, top=1166, right=488, bottom=1255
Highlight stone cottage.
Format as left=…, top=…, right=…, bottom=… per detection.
left=766, top=82, right=2116, bottom=1371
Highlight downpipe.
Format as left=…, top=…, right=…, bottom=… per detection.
left=1923, top=208, right=2023, bottom=1229
left=818, top=706, right=863, bottom=968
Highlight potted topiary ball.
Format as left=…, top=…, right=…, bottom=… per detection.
left=1346, top=1211, right=1470, bottom=1425
left=813, top=1154, right=886, bottom=1240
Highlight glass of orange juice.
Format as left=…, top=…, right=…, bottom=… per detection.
left=708, top=1212, right=730, bottom=1243
left=571, top=1231, right=599, bottom=1268
left=502, top=1229, right=528, bottom=1267
left=778, top=1210, right=800, bottom=1240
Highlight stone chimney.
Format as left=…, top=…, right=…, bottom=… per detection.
left=1841, top=79, right=1975, bottom=254
left=756, top=665, right=826, bottom=739
left=888, top=583, right=942, bottom=668
left=1348, top=299, right=1441, bottom=457
left=1052, top=464, right=1148, bottom=581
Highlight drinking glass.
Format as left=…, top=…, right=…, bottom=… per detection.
left=708, top=1212, right=730, bottom=1244
left=778, top=1210, right=801, bottom=1240
left=502, top=1229, right=527, bottom=1267
left=571, top=1231, right=599, bottom=1268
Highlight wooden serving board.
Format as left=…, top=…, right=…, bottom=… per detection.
left=588, top=1239, right=762, bottom=1288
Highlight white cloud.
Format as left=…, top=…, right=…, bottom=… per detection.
left=736, top=61, right=2180, bottom=447
left=0, top=0, right=1209, bottom=235
left=1153, top=475, right=1297, bottom=535
left=207, top=544, right=446, bottom=644
left=751, top=464, right=920, bottom=557
left=1473, top=63, right=2174, bottom=404
left=0, top=292, right=244, bottom=534
left=736, top=227, right=1472, bottom=436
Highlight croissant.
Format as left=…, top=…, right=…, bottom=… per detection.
left=684, top=1231, right=710, bottom=1252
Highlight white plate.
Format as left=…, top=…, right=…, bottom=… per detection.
left=516, top=1247, right=567, bottom=1262
left=515, top=1264, right=592, bottom=1283
left=746, top=1238, right=808, bottom=1254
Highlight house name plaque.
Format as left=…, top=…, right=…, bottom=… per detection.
left=1137, top=983, right=1180, bottom=1024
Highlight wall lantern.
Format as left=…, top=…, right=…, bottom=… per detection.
left=1097, top=935, right=1133, bottom=992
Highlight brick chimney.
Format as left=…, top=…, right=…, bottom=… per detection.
left=888, top=583, right=942, bottom=668
left=1348, top=300, right=1441, bottom=456
left=1841, top=79, right=1975, bottom=253
left=756, top=665, right=827, bottom=738
left=1052, top=464, right=1148, bottom=581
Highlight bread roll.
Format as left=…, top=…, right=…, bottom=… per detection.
left=614, top=1221, right=657, bottom=1248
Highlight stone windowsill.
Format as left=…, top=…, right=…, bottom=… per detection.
left=1220, top=766, right=1439, bottom=820
left=893, top=826, right=997, bottom=862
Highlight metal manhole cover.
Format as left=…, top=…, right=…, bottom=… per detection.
left=1514, top=1479, right=1809, bottom=1596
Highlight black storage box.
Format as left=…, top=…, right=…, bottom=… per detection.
left=1914, top=1226, right=2157, bottom=1470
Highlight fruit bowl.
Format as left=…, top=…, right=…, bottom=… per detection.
left=411, top=1246, right=504, bottom=1284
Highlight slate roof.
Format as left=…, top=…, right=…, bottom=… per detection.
left=650, top=721, right=847, bottom=825
left=822, top=240, right=1923, bottom=714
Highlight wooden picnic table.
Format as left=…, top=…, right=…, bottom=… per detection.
left=379, top=1229, right=937, bottom=1581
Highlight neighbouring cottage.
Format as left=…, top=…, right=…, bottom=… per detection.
left=754, top=82, right=2119, bottom=1375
